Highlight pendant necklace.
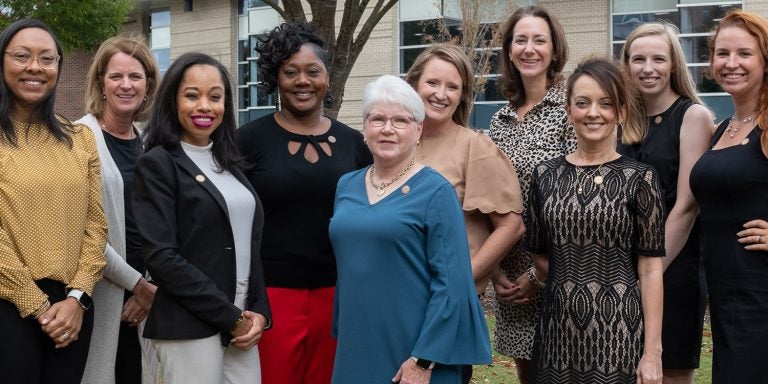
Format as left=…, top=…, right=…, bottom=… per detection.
left=726, top=115, right=754, bottom=139
left=369, top=158, right=415, bottom=197
left=575, top=162, right=605, bottom=194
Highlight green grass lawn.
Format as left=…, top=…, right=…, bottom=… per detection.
left=471, top=316, right=714, bottom=384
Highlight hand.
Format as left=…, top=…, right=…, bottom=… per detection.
left=737, top=219, right=768, bottom=251
left=391, top=358, right=431, bottom=384
left=231, top=311, right=267, bottom=351
left=508, top=272, right=540, bottom=304
left=38, top=297, right=84, bottom=348
left=131, top=278, right=157, bottom=312
left=121, top=296, right=148, bottom=326
left=636, top=351, right=662, bottom=384
left=492, top=272, right=521, bottom=303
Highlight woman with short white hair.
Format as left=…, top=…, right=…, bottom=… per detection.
left=329, top=75, right=491, bottom=384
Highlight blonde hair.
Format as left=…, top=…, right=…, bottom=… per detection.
left=84, top=34, right=159, bottom=121
left=620, top=22, right=704, bottom=144
left=405, top=44, right=474, bottom=127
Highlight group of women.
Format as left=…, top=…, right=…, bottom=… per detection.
left=0, top=4, right=767, bottom=384
left=486, top=6, right=768, bottom=384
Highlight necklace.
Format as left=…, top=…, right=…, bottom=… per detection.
left=726, top=115, right=754, bottom=138
left=369, top=158, right=415, bottom=197
left=575, top=163, right=606, bottom=194
left=99, top=118, right=135, bottom=140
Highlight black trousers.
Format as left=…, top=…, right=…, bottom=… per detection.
left=115, top=292, right=143, bottom=384
left=461, top=364, right=473, bottom=384
left=0, top=279, right=94, bottom=384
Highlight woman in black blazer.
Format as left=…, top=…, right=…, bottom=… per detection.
left=132, top=52, right=271, bottom=384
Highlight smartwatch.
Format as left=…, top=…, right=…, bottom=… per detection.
left=411, top=356, right=436, bottom=370
left=67, top=289, right=92, bottom=311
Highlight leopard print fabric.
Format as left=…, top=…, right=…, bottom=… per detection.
left=488, top=80, right=576, bottom=359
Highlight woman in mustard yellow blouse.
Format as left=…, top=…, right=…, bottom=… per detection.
left=0, top=19, right=107, bottom=384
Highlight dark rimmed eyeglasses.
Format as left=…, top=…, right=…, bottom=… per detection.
left=366, top=113, right=415, bottom=129
left=4, top=50, right=60, bottom=70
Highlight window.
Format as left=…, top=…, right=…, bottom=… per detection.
left=237, top=5, right=280, bottom=123
left=238, top=0, right=268, bottom=15
left=399, top=1, right=515, bottom=129
left=611, top=0, right=742, bottom=121
left=150, top=9, right=171, bottom=77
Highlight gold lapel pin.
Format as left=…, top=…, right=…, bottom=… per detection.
left=195, top=175, right=206, bottom=183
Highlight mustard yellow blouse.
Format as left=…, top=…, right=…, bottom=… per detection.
left=0, top=121, right=107, bottom=317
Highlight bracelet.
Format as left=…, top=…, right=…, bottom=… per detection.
left=231, top=312, right=245, bottom=333
left=527, top=267, right=544, bottom=287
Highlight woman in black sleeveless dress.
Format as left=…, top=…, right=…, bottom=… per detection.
left=690, top=11, right=768, bottom=383
left=618, top=23, right=713, bottom=384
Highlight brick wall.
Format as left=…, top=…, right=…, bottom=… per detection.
left=56, top=50, right=93, bottom=121
left=538, top=0, right=610, bottom=75
left=745, top=0, right=768, bottom=15
left=335, top=6, right=399, bottom=129
left=168, top=0, right=237, bottom=70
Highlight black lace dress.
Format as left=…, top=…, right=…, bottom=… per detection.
left=528, top=156, right=665, bottom=383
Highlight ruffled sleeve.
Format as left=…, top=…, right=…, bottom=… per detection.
left=410, top=182, right=492, bottom=365
left=463, top=131, right=523, bottom=214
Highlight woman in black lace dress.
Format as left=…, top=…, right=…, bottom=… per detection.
left=528, top=58, right=664, bottom=384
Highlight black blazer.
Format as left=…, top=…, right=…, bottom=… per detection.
left=132, top=144, right=271, bottom=345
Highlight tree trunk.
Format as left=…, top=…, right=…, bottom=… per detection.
left=265, top=0, right=400, bottom=119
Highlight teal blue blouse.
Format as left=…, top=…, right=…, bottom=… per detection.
left=329, top=167, right=491, bottom=383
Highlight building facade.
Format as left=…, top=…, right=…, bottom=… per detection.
left=55, top=0, right=768, bottom=125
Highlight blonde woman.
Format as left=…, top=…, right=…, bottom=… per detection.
left=619, top=22, right=713, bottom=384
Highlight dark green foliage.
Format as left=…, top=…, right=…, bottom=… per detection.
left=0, top=0, right=134, bottom=52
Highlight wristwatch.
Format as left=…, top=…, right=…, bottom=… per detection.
left=411, top=356, right=436, bottom=370
left=66, top=289, right=92, bottom=311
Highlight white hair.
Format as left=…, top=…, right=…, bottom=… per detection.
left=361, top=75, right=425, bottom=122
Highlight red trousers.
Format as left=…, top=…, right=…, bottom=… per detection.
left=259, top=287, right=337, bottom=384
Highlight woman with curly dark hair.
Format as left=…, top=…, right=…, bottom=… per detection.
left=237, top=21, right=371, bottom=384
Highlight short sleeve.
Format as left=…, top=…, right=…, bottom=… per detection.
left=632, top=167, right=666, bottom=256
left=463, top=133, right=524, bottom=214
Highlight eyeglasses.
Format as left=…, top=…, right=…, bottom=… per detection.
left=366, top=113, right=415, bottom=129
left=4, top=50, right=60, bottom=70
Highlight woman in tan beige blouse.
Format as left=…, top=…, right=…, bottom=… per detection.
left=406, top=43, right=525, bottom=383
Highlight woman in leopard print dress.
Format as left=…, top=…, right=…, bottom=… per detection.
left=488, top=6, right=575, bottom=383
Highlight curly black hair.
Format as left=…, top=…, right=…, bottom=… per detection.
left=255, top=21, right=328, bottom=94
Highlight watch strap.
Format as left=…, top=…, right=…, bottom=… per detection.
left=66, top=289, right=92, bottom=310
left=411, top=356, right=436, bottom=370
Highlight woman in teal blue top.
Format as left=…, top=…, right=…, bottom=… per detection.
left=329, top=75, right=491, bottom=384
